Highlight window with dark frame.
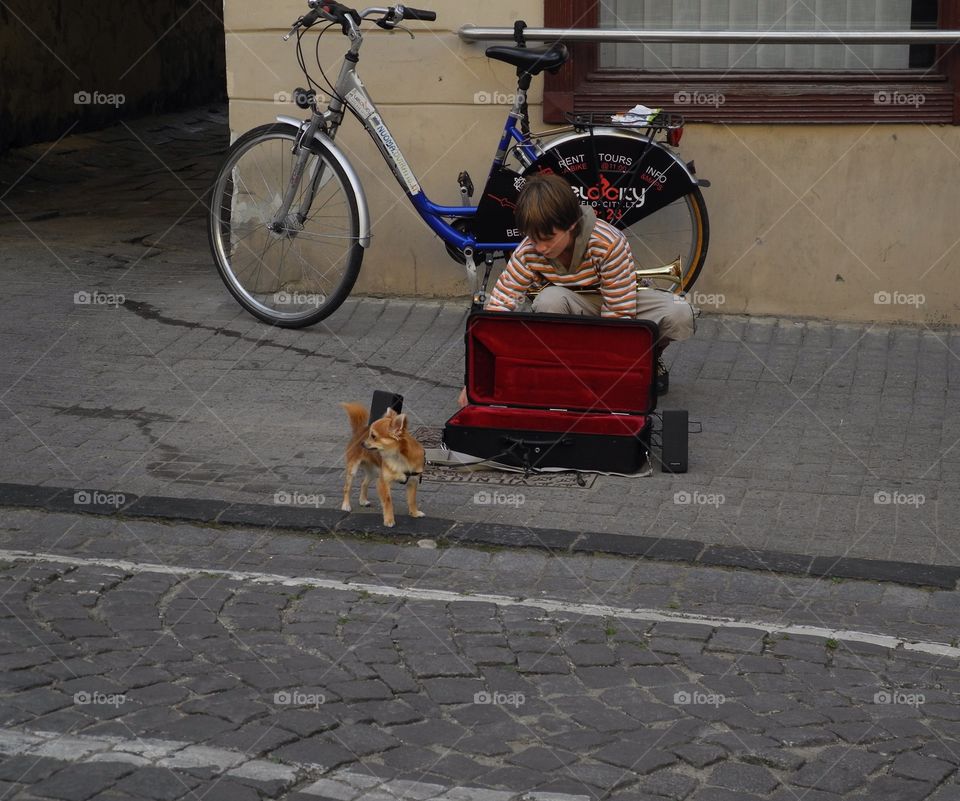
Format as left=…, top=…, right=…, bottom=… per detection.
left=543, top=0, right=960, bottom=124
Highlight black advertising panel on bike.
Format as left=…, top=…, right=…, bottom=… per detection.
left=469, top=168, right=527, bottom=246
left=524, top=134, right=697, bottom=230
left=468, top=133, right=698, bottom=246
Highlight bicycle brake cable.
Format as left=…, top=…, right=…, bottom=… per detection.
left=315, top=24, right=350, bottom=107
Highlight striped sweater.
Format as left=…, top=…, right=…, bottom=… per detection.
left=485, top=208, right=637, bottom=318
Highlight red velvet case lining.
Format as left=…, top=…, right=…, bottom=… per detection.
left=466, top=313, right=657, bottom=414
left=446, top=406, right=648, bottom=437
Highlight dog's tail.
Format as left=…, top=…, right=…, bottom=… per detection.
left=340, top=402, right=369, bottom=435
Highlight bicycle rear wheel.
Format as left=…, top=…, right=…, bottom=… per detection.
left=208, top=123, right=363, bottom=327
left=623, top=186, right=709, bottom=293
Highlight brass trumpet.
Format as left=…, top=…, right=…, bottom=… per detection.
left=525, top=257, right=682, bottom=296
left=637, top=257, right=683, bottom=287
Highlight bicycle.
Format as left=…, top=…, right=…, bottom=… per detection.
left=208, top=1, right=710, bottom=328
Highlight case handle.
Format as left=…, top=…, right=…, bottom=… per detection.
left=501, top=434, right=571, bottom=470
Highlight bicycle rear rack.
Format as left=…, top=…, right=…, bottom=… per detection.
left=564, top=111, right=685, bottom=133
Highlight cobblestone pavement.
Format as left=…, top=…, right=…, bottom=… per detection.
left=0, top=510, right=959, bottom=800
left=1, top=106, right=958, bottom=567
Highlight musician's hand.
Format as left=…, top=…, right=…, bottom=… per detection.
left=457, top=386, right=467, bottom=408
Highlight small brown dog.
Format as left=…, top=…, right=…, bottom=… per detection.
left=340, top=402, right=426, bottom=527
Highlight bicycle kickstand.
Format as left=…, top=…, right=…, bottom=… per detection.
left=470, top=252, right=496, bottom=311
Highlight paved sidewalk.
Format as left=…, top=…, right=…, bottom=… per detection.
left=0, top=512, right=958, bottom=799
left=1, top=107, right=958, bottom=568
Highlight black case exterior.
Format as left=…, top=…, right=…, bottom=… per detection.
left=370, top=391, right=403, bottom=422
left=443, top=312, right=658, bottom=473
left=445, top=417, right=652, bottom=472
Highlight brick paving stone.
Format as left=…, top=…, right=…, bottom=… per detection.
left=891, top=752, right=957, bottom=783
left=421, top=677, right=486, bottom=705
left=31, top=762, right=134, bottom=801
left=507, top=746, right=578, bottom=771
left=328, top=724, right=400, bottom=757
left=270, top=737, right=357, bottom=769
left=111, top=768, right=201, bottom=801
left=593, top=740, right=678, bottom=773
left=706, top=761, right=779, bottom=795
left=856, top=776, right=937, bottom=801
left=790, top=748, right=889, bottom=794
left=673, top=744, right=727, bottom=769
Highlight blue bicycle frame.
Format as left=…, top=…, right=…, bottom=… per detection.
left=408, top=110, right=540, bottom=255
left=309, top=27, right=541, bottom=260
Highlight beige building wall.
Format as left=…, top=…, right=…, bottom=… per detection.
left=224, top=0, right=960, bottom=325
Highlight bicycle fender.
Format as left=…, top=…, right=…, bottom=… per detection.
left=276, top=115, right=371, bottom=248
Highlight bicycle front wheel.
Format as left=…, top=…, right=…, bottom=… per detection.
left=622, top=187, right=709, bottom=294
left=208, top=123, right=363, bottom=327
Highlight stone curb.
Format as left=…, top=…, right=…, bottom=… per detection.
left=1, top=482, right=958, bottom=590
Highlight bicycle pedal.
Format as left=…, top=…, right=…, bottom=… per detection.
left=457, top=170, right=474, bottom=204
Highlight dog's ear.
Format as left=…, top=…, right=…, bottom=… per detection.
left=390, top=413, right=408, bottom=435
left=383, top=408, right=398, bottom=419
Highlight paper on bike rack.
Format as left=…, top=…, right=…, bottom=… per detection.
left=611, top=104, right=661, bottom=125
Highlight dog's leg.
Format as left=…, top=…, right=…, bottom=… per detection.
left=407, top=480, right=425, bottom=518
left=359, top=464, right=373, bottom=507
left=341, top=463, right=357, bottom=512
left=377, top=477, right=395, bottom=527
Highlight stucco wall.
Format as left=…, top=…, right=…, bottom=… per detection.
left=0, top=1, right=226, bottom=152
left=224, top=0, right=960, bottom=324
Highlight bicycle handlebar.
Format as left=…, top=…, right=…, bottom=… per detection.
left=289, top=2, right=436, bottom=37
left=399, top=6, right=437, bottom=21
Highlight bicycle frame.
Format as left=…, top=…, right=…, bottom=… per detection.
left=279, top=18, right=542, bottom=259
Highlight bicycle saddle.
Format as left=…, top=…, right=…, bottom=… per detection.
left=485, top=43, right=570, bottom=75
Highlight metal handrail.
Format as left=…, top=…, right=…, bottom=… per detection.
left=458, top=26, right=960, bottom=45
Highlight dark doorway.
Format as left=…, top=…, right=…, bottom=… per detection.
left=0, top=1, right=227, bottom=152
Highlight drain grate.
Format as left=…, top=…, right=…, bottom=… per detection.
left=415, top=427, right=597, bottom=488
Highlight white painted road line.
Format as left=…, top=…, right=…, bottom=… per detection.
left=0, top=548, right=958, bottom=659
left=0, top=725, right=588, bottom=801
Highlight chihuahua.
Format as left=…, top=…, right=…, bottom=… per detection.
left=340, top=402, right=426, bottom=527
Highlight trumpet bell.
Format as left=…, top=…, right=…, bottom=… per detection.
left=636, top=257, right=682, bottom=285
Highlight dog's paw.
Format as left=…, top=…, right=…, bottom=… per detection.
left=411, top=510, right=426, bottom=518
left=383, top=518, right=395, bottom=528
left=341, top=502, right=352, bottom=512
left=360, top=499, right=372, bottom=507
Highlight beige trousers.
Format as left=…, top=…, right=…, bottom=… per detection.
left=530, top=286, right=695, bottom=344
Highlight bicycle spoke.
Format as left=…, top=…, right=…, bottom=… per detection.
left=209, top=125, right=362, bottom=326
